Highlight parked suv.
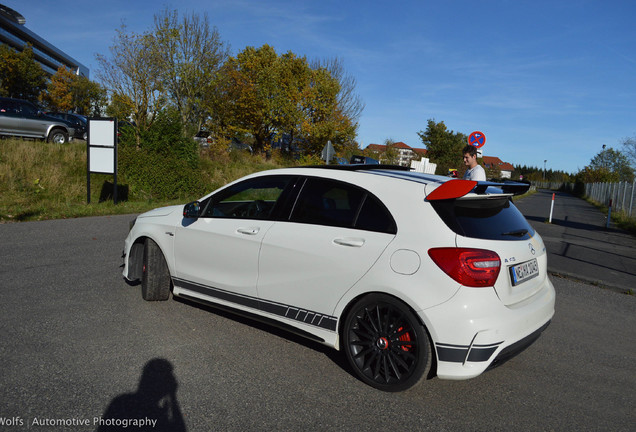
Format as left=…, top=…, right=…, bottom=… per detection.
left=0, top=97, right=75, bottom=144
left=46, top=112, right=87, bottom=141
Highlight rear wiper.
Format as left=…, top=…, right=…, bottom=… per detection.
left=501, top=229, right=528, bottom=237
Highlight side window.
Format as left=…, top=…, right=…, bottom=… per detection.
left=19, top=102, right=38, bottom=117
left=201, top=176, right=292, bottom=220
left=0, top=100, right=18, bottom=114
left=290, top=178, right=396, bottom=234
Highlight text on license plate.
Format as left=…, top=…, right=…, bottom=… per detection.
left=510, top=258, right=539, bottom=286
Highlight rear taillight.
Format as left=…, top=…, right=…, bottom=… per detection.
left=428, top=248, right=501, bottom=287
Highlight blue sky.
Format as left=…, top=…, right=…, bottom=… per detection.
left=6, top=0, right=635, bottom=173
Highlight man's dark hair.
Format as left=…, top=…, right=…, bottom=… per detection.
left=462, top=145, right=478, bottom=157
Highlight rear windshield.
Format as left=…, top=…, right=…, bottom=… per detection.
left=431, top=197, right=535, bottom=241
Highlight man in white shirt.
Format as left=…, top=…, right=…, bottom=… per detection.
left=462, top=145, right=487, bottom=181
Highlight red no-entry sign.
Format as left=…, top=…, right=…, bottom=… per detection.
left=468, top=131, right=486, bottom=148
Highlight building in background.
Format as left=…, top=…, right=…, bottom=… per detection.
left=0, top=3, right=88, bottom=77
left=365, top=141, right=427, bottom=167
left=483, top=156, right=514, bottom=179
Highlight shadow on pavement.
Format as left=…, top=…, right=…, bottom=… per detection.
left=96, top=358, right=186, bottom=432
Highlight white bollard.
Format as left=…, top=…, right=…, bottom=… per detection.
left=549, top=193, right=555, bottom=223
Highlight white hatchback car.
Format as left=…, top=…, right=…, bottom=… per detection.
left=122, top=165, right=555, bottom=391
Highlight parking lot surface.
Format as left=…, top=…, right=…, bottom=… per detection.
left=0, top=211, right=634, bottom=431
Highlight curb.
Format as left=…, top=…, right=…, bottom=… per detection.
left=548, top=269, right=633, bottom=296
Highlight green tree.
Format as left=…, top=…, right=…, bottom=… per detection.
left=211, top=45, right=356, bottom=155
left=97, top=25, right=166, bottom=146
left=0, top=44, right=47, bottom=102
left=311, top=57, right=364, bottom=132
left=417, top=120, right=467, bottom=175
left=42, top=66, right=107, bottom=115
left=621, top=135, right=636, bottom=170
left=72, top=75, right=107, bottom=116
left=382, top=139, right=400, bottom=164
left=585, top=147, right=634, bottom=182
left=42, top=66, right=75, bottom=112
left=152, top=9, right=230, bottom=136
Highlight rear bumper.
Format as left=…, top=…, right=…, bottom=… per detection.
left=419, top=276, right=555, bottom=380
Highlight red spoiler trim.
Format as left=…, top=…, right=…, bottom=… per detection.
left=425, top=179, right=477, bottom=201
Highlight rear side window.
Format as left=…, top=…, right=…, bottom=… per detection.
left=431, top=197, right=534, bottom=240
left=290, top=178, right=397, bottom=234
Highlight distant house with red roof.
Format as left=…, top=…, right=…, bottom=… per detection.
left=482, top=156, right=514, bottom=179
left=366, top=142, right=514, bottom=177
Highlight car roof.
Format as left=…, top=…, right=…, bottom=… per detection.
left=267, top=165, right=530, bottom=198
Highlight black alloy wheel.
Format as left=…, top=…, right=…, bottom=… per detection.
left=343, top=294, right=431, bottom=392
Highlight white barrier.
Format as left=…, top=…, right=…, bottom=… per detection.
left=410, top=158, right=437, bottom=174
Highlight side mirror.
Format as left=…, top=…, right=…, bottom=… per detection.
left=183, top=201, right=201, bottom=219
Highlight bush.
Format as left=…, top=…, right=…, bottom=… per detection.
left=117, top=109, right=206, bottom=200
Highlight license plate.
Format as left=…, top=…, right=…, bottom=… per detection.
left=510, top=258, right=539, bottom=286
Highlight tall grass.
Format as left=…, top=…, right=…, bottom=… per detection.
left=0, top=138, right=290, bottom=222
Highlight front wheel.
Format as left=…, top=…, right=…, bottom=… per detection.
left=343, top=294, right=432, bottom=392
left=47, top=128, right=68, bottom=144
left=141, top=238, right=171, bottom=301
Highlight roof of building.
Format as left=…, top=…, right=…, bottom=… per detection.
left=483, top=156, right=514, bottom=172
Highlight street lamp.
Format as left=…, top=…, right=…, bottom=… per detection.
left=543, top=160, right=547, bottom=181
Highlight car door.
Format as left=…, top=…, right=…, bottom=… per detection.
left=172, top=175, right=295, bottom=299
left=0, top=99, right=21, bottom=135
left=18, top=101, right=46, bottom=138
left=257, top=177, right=397, bottom=320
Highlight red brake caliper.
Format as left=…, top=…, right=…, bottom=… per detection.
left=397, top=326, right=412, bottom=352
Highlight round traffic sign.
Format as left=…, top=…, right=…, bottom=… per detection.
left=468, top=131, right=486, bottom=148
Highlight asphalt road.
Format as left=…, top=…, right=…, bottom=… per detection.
left=0, top=214, right=634, bottom=431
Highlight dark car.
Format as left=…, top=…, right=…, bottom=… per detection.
left=0, top=97, right=75, bottom=144
left=350, top=155, right=379, bottom=164
left=46, top=112, right=87, bottom=141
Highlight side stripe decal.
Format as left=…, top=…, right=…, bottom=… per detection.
left=172, top=278, right=338, bottom=332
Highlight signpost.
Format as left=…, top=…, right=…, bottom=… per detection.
left=87, top=118, right=118, bottom=204
left=321, top=140, right=335, bottom=164
left=468, top=131, right=486, bottom=148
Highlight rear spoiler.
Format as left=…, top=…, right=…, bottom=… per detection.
left=426, top=179, right=530, bottom=201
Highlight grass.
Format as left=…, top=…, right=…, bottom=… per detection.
left=0, top=138, right=289, bottom=223
left=583, top=196, right=636, bottom=235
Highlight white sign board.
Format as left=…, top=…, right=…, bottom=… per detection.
left=89, top=120, right=116, bottom=148
left=89, top=147, right=115, bottom=173
left=88, top=119, right=117, bottom=174
left=87, top=118, right=118, bottom=203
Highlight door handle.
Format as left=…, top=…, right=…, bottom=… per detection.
left=333, top=238, right=365, bottom=247
left=237, top=227, right=260, bottom=235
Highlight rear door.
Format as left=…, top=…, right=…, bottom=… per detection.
left=257, top=177, right=397, bottom=318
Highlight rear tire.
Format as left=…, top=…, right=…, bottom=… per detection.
left=142, top=238, right=171, bottom=301
left=343, top=294, right=432, bottom=392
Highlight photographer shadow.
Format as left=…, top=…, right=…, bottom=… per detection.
left=97, top=358, right=186, bottom=432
